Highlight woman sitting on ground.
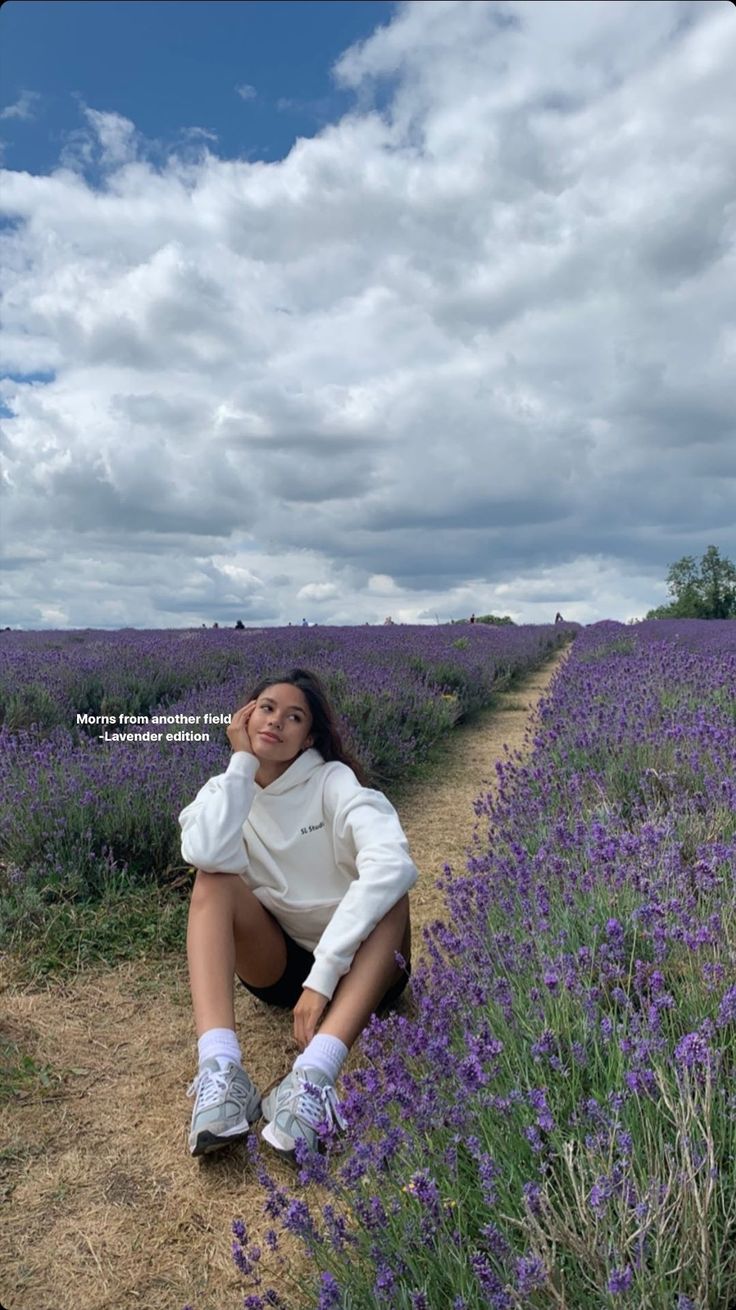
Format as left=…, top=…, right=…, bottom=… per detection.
left=179, top=667, right=416, bottom=1159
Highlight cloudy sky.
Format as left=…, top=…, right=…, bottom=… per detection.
left=1, top=0, right=734, bottom=630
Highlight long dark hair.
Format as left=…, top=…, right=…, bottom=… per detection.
left=243, top=667, right=370, bottom=787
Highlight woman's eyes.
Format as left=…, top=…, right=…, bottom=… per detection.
left=259, top=704, right=302, bottom=721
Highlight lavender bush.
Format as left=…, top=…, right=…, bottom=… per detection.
left=236, top=619, right=736, bottom=1309
left=0, top=623, right=571, bottom=905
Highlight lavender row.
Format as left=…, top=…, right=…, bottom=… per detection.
left=0, top=623, right=570, bottom=735
left=0, top=623, right=572, bottom=898
left=240, top=619, right=736, bottom=1310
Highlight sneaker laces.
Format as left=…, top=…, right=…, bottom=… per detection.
left=288, top=1072, right=347, bottom=1135
left=187, top=1066, right=229, bottom=1110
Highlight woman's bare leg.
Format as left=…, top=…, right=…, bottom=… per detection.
left=317, top=895, right=411, bottom=1050
left=186, top=870, right=287, bottom=1036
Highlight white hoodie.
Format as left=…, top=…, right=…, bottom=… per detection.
left=178, top=747, right=418, bottom=1001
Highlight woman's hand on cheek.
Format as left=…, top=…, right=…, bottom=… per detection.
left=293, top=987, right=329, bottom=1050
left=227, top=700, right=259, bottom=756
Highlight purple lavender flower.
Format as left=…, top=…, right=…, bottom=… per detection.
left=524, top=1124, right=544, bottom=1153
left=476, top=1153, right=501, bottom=1204
left=674, top=1030, right=714, bottom=1072
left=406, top=1171, right=440, bottom=1213
left=470, top=1251, right=507, bottom=1302
left=717, top=984, right=736, bottom=1027
left=480, top=1222, right=509, bottom=1258
left=617, top=1129, right=634, bottom=1158
left=607, top=1266, right=633, bottom=1295
left=316, top=1272, right=341, bottom=1310
left=231, top=1240, right=251, bottom=1277
left=527, top=1087, right=555, bottom=1131
left=516, top=1253, right=546, bottom=1295
left=522, top=1181, right=543, bottom=1215
left=589, top=1176, right=612, bottom=1213
left=30, top=621, right=732, bottom=1309
left=282, top=1198, right=321, bottom=1245
left=625, top=1067, right=657, bottom=1096
left=531, top=1028, right=556, bottom=1061
left=373, top=1262, right=396, bottom=1298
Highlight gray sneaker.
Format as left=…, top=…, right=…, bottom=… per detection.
left=261, top=1066, right=347, bottom=1158
left=187, top=1058, right=262, bottom=1156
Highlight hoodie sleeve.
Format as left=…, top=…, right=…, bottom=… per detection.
left=302, top=767, right=419, bottom=1000
left=178, top=751, right=259, bottom=873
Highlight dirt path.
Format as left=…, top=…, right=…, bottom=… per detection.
left=1, top=647, right=568, bottom=1310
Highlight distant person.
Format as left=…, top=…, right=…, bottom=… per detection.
left=213, top=622, right=219, bottom=629
left=179, top=668, right=417, bottom=1160
left=383, top=616, right=394, bottom=625
left=554, top=612, right=564, bottom=624
left=301, top=617, right=309, bottom=627
left=469, top=613, right=476, bottom=624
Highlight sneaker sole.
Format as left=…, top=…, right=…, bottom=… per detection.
left=189, top=1117, right=258, bottom=1157
left=261, top=1119, right=297, bottom=1158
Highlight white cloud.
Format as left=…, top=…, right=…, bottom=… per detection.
left=38, top=605, right=69, bottom=626
left=0, top=90, right=41, bottom=121
left=367, top=574, right=401, bottom=595
left=212, top=560, right=264, bottom=589
left=81, top=106, right=138, bottom=166
left=297, top=582, right=340, bottom=602
left=1, top=0, right=734, bottom=630
left=56, top=105, right=139, bottom=172
left=236, top=83, right=257, bottom=101
left=183, top=126, right=219, bottom=143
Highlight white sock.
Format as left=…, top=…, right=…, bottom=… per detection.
left=197, top=1027, right=242, bottom=1071
left=294, top=1033, right=348, bottom=1085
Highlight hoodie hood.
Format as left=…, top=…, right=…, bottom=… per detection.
left=256, top=746, right=326, bottom=795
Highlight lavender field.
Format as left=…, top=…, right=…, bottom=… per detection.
left=233, top=620, right=736, bottom=1310
left=0, top=622, right=569, bottom=932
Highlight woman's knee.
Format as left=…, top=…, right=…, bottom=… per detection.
left=393, top=896, right=412, bottom=965
left=189, top=871, right=274, bottom=944
left=377, top=894, right=411, bottom=952
left=189, top=869, right=243, bottom=912
left=388, top=893, right=410, bottom=926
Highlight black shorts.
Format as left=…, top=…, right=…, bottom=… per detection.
left=237, top=922, right=411, bottom=1014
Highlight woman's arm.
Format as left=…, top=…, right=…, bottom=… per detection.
left=178, top=750, right=259, bottom=873
left=179, top=702, right=260, bottom=872
left=302, top=770, right=419, bottom=1000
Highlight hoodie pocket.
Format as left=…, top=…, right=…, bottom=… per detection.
left=262, top=896, right=342, bottom=952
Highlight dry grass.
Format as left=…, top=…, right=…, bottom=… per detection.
left=0, top=648, right=568, bottom=1310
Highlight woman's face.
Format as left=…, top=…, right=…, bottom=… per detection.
left=247, top=683, right=314, bottom=764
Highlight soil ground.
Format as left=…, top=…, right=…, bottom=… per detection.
left=0, top=647, right=568, bottom=1310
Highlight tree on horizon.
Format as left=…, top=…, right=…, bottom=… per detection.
left=647, top=545, right=736, bottom=619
